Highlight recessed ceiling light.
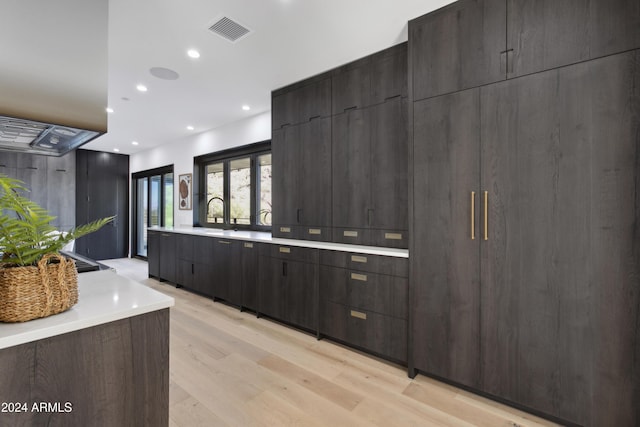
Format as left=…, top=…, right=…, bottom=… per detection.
left=106, top=107, right=114, bottom=113
left=113, top=148, right=120, bottom=152
left=187, top=125, right=195, bottom=131
left=136, top=84, right=148, bottom=92
left=187, top=49, right=200, bottom=59
left=132, top=141, right=139, bottom=146
left=242, top=105, right=250, bottom=111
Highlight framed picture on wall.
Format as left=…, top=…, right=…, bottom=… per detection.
left=178, top=173, right=192, bottom=210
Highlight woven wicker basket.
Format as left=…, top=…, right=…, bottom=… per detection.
left=0, top=253, right=78, bottom=323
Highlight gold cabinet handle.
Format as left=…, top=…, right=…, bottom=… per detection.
left=483, top=191, right=488, bottom=241
left=471, top=191, right=475, bottom=240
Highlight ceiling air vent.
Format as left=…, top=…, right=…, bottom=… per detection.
left=208, top=16, right=252, bottom=43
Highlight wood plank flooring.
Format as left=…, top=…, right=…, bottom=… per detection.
left=101, top=258, right=561, bottom=427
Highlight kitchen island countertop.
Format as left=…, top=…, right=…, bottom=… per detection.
left=0, top=269, right=174, bottom=349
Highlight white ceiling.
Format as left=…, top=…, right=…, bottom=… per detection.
left=83, top=0, right=455, bottom=155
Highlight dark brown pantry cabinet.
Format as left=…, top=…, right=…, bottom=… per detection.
left=410, top=48, right=640, bottom=426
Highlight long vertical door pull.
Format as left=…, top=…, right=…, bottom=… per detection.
left=483, top=191, right=488, bottom=241
left=471, top=191, right=476, bottom=240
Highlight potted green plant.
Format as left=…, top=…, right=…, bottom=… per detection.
left=0, top=174, right=113, bottom=322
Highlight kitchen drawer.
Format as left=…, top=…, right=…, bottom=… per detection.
left=320, top=266, right=407, bottom=319
left=319, top=250, right=408, bottom=277
left=320, top=300, right=407, bottom=363
left=332, top=227, right=371, bottom=246
left=370, top=229, right=408, bottom=249
left=260, top=244, right=319, bottom=264
left=273, top=225, right=332, bottom=242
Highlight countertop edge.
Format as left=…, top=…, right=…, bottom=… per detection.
left=0, top=270, right=175, bottom=350
left=150, top=227, right=409, bottom=258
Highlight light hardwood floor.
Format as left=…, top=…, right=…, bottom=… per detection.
left=101, top=258, right=561, bottom=427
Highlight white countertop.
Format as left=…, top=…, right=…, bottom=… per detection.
left=151, top=226, right=409, bottom=258
left=0, top=270, right=174, bottom=350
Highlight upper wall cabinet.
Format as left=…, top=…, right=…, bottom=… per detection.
left=507, top=0, right=640, bottom=78
left=332, top=44, right=408, bottom=114
left=411, top=0, right=640, bottom=100
left=410, top=0, right=507, bottom=101
left=272, top=77, right=331, bottom=130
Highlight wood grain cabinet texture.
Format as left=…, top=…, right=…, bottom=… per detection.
left=410, top=38, right=640, bottom=426
left=212, top=238, right=242, bottom=306
left=0, top=310, right=169, bottom=427
left=271, top=117, right=332, bottom=241
left=147, top=230, right=178, bottom=285
left=319, top=250, right=408, bottom=363
left=174, top=235, right=214, bottom=296
left=240, top=241, right=259, bottom=311
left=272, top=43, right=408, bottom=248
left=258, top=245, right=319, bottom=332
left=410, top=0, right=640, bottom=100
left=0, top=152, right=76, bottom=231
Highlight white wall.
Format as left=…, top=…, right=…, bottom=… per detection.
left=130, top=111, right=271, bottom=228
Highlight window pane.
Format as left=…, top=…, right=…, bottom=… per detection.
left=257, top=153, right=272, bottom=226
left=150, top=175, right=161, bottom=227
left=206, top=162, right=225, bottom=224
left=164, top=172, right=173, bottom=227
left=230, top=157, right=251, bottom=225
left=136, top=177, right=148, bottom=256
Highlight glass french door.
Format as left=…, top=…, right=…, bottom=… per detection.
left=133, top=166, right=174, bottom=257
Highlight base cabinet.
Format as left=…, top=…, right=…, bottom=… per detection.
left=258, top=245, right=318, bottom=331
left=240, top=242, right=259, bottom=311
left=319, top=250, right=408, bottom=363
left=212, top=239, right=242, bottom=305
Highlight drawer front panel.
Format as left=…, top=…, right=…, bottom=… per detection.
left=320, top=300, right=407, bottom=363
left=320, top=266, right=407, bottom=318
left=262, top=244, right=319, bottom=263
left=319, top=250, right=408, bottom=277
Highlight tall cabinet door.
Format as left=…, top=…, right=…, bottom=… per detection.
left=297, top=117, right=332, bottom=232
left=410, top=88, right=481, bottom=388
left=410, top=0, right=506, bottom=101
left=332, top=108, right=370, bottom=229
left=271, top=125, right=299, bottom=237
left=480, top=51, right=640, bottom=426
left=370, top=97, right=408, bottom=233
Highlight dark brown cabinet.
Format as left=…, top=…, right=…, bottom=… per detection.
left=332, top=97, right=408, bottom=248
left=410, top=0, right=507, bottom=101
left=175, top=234, right=214, bottom=296
left=258, top=245, right=318, bottom=331
left=272, top=117, right=332, bottom=241
left=332, top=63, right=371, bottom=114
left=46, top=153, right=76, bottom=230
left=410, top=0, right=640, bottom=100
left=272, top=77, right=331, bottom=130
left=410, top=87, right=481, bottom=389
left=148, top=230, right=177, bottom=284
left=147, top=230, right=160, bottom=278
left=75, top=150, right=129, bottom=260
left=240, top=241, right=259, bottom=311
left=507, top=0, right=640, bottom=78
left=411, top=50, right=640, bottom=426
left=212, top=238, right=242, bottom=305
left=319, top=250, right=408, bottom=362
